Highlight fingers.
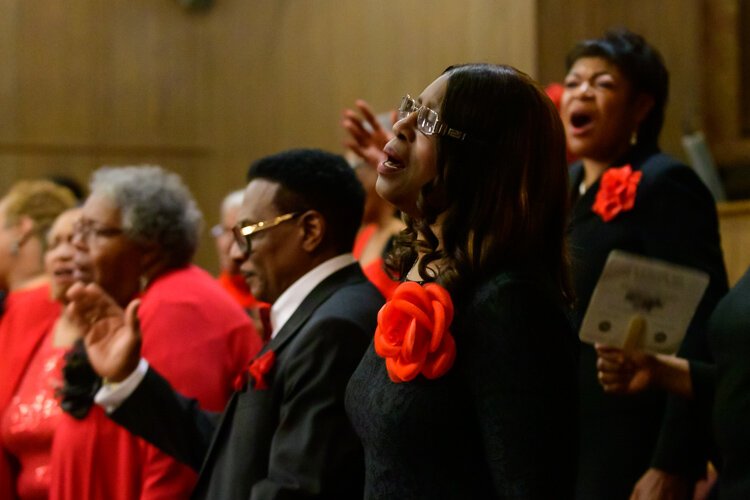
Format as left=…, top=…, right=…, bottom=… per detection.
left=594, top=342, right=624, bottom=356
left=342, top=109, right=368, bottom=136
left=597, top=355, right=626, bottom=373
left=65, top=281, right=85, bottom=301
left=595, top=344, right=634, bottom=393
left=342, top=123, right=367, bottom=149
left=124, top=299, right=142, bottom=341
left=66, top=282, right=123, bottom=332
left=66, top=281, right=106, bottom=305
left=355, top=99, right=381, bottom=131
left=597, top=364, right=632, bottom=393
left=64, top=302, right=89, bottom=337
left=597, top=368, right=634, bottom=394
left=66, top=291, right=98, bottom=329
left=598, top=369, right=628, bottom=387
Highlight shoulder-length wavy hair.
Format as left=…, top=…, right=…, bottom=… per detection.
left=386, top=63, right=573, bottom=304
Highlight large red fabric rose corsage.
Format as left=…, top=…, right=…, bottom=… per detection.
left=592, top=164, right=642, bottom=222
left=374, top=281, right=456, bottom=383
left=234, top=350, right=276, bottom=391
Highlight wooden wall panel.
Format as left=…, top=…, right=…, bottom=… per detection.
left=202, top=0, right=536, bottom=157
left=742, top=0, right=750, bottom=136
left=13, top=2, right=101, bottom=144
left=703, top=0, right=750, bottom=167
left=0, top=0, right=535, bottom=273
left=718, top=200, right=750, bottom=286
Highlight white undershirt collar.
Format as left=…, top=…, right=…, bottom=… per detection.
left=269, top=253, right=355, bottom=339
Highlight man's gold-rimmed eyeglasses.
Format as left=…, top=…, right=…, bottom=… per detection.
left=232, top=212, right=300, bottom=255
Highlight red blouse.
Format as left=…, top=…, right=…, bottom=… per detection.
left=0, top=333, right=65, bottom=500
left=353, top=224, right=398, bottom=299
left=0, top=284, right=60, bottom=500
left=49, top=265, right=262, bottom=500
left=217, top=270, right=260, bottom=310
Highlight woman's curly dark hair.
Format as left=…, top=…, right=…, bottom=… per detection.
left=386, top=64, right=573, bottom=305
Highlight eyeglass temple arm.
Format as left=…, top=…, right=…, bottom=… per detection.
left=434, top=122, right=467, bottom=141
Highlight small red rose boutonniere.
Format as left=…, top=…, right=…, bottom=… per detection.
left=374, top=281, right=457, bottom=383
left=592, top=164, right=642, bottom=222
left=234, top=350, right=276, bottom=391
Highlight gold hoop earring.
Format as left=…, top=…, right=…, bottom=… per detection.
left=630, top=130, right=638, bottom=146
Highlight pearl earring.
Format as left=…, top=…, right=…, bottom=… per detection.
left=630, top=130, right=638, bottom=146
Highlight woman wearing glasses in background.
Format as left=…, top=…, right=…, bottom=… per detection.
left=345, top=64, right=578, bottom=498
left=49, top=166, right=262, bottom=500
left=212, top=189, right=270, bottom=339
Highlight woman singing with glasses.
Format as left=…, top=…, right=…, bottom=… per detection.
left=345, top=64, right=578, bottom=499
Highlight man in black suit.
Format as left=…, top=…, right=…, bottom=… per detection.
left=68, top=149, right=385, bottom=499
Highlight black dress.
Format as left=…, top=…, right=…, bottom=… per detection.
left=346, top=270, right=578, bottom=499
left=569, top=145, right=729, bottom=499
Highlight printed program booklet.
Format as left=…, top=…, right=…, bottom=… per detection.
left=579, top=250, right=710, bottom=354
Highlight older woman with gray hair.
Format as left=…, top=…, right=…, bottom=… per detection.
left=49, top=166, right=262, bottom=500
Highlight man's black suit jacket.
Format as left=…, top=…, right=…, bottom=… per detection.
left=110, top=263, right=384, bottom=499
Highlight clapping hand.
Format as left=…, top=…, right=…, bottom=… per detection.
left=66, top=282, right=142, bottom=383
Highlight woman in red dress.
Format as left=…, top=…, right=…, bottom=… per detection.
left=48, top=166, right=262, bottom=500
left=0, top=181, right=78, bottom=500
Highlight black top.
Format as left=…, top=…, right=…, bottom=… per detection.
left=690, top=266, right=750, bottom=499
left=346, top=271, right=578, bottom=499
left=569, top=146, right=728, bottom=499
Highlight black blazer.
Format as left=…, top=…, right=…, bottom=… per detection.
left=569, top=146, right=728, bottom=499
left=111, top=263, right=384, bottom=499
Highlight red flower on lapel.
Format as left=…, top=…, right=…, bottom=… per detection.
left=374, top=281, right=456, bottom=383
left=592, top=164, right=642, bottom=222
left=232, top=370, right=247, bottom=391
left=249, top=350, right=276, bottom=390
left=234, top=350, right=276, bottom=391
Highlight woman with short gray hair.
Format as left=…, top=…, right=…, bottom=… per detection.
left=50, top=165, right=262, bottom=500
left=90, top=165, right=202, bottom=274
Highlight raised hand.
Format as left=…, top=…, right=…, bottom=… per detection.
left=65, top=282, right=142, bottom=383
left=342, top=99, right=394, bottom=168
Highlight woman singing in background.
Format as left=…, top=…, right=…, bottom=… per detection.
left=561, top=28, right=728, bottom=499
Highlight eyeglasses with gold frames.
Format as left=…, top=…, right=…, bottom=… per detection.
left=232, top=212, right=300, bottom=255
